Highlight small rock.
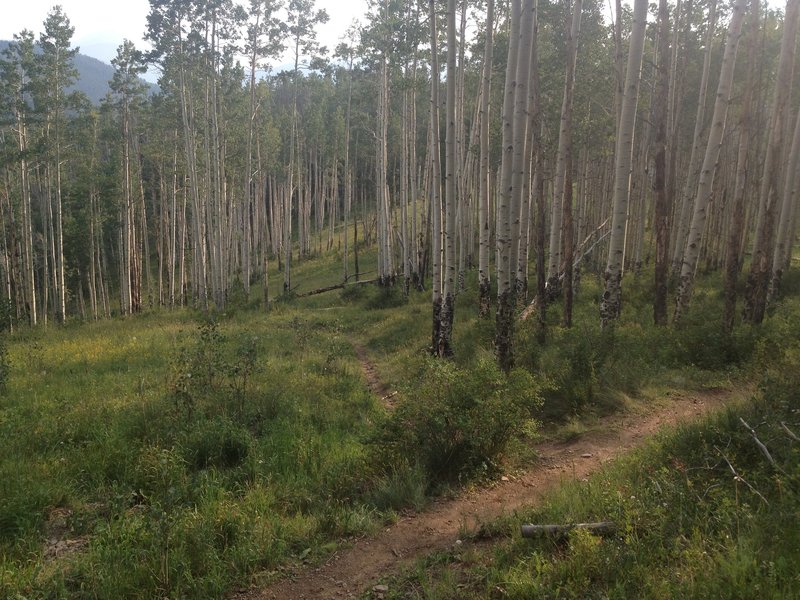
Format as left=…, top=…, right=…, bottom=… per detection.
left=373, top=585, right=389, bottom=594
left=501, top=476, right=509, bottom=482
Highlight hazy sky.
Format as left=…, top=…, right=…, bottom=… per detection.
left=1, top=0, right=368, bottom=72
left=1, top=0, right=787, bottom=73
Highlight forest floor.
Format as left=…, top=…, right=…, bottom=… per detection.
left=236, top=385, right=745, bottom=600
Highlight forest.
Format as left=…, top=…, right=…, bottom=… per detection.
left=0, top=0, right=799, bottom=597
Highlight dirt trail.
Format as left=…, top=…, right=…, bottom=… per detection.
left=237, top=388, right=739, bottom=600
left=353, top=344, right=396, bottom=408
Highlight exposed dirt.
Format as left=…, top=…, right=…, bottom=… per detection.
left=235, top=388, right=742, bottom=600
left=43, top=507, right=89, bottom=561
left=353, top=344, right=396, bottom=408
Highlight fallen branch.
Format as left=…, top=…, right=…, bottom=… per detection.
left=739, top=418, right=784, bottom=473
left=381, top=391, right=398, bottom=402
left=575, top=217, right=611, bottom=257
left=521, top=522, right=617, bottom=539
left=781, top=422, right=800, bottom=443
left=520, top=221, right=611, bottom=322
left=714, top=445, right=769, bottom=506
left=297, top=278, right=377, bottom=298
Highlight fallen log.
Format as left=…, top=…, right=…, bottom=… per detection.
left=520, top=219, right=611, bottom=321
left=297, top=278, right=377, bottom=298
left=521, top=521, right=617, bottom=539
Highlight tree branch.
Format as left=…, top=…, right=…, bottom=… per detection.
left=781, top=422, right=800, bottom=443
left=739, top=417, right=784, bottom=473
left=521, top=522, right=617, bottom=539
left=714, top=445, right=769, bottom=505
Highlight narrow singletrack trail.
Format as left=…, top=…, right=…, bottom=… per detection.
left=235, top=388, right=744, bottom=600
left=352, top=343, right=396, bottom=408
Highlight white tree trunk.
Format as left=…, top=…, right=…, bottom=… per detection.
left=673, top=0, right=748, bottom=323
left=600, top=0, right=647, bottom=329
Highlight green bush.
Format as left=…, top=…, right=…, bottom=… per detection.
left=373, top=358, right=542, bottom=485
left=674, top=317, right=758, bottom=370
left=365, top=284, right=406, bottom=310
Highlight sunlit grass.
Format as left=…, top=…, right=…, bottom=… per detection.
left=1, top=240, right=797, bottom=597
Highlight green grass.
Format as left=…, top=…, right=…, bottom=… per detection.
left=382, top=391, right=800, bottom=599
left=0, top=239, right=797, bottom=598
left=373, top=275, right=800, bottom=600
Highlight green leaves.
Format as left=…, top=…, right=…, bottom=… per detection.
left=374, top=357, right=543, bottom=485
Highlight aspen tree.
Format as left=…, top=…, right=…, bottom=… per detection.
left=111, top=41, right=149, bottom=316
left=437, top=0, right=458, bottom=357
left=652, top=0, right=671, bottom=326
left=478, top=0, right=495, bottom=318
left=671, top=0, right=717, bottom=275
left=39, top=7, right=78, bottom=322
left=509, top=0, right=536, bottom=302
left=547, top=0, right=582, bottom=300
left=0, top=33, right=38, bottom=325
left=770, top=107, right=800, bottom=297
left=495, top=0, right=521, bottom=371
left=600, top=0, right=647, bottom=329
left=430, top=0, right=444, bottom=353
left=744, top=0, right=799, bottom=323
left=673, top=0, right=748, bottom=323
left=246, top=0, right=285, bottom=304
left=722, top=0, right=759, bottom=333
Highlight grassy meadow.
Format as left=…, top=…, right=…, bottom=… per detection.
left=0, top=238, right=798, bottom=598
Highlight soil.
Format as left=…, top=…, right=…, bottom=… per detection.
left=353, top=344, right=396, bottom=408
left=234, top=387, right=743, bottom=600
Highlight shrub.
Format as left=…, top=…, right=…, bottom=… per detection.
left=365, top=284, right=406, bottom=310
left=373, top=358, right=542, bottom=486
left=168, top=319, right=260, bottom=415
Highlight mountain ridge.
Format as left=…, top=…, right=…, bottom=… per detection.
left=0, top=40, right=155, bottom=104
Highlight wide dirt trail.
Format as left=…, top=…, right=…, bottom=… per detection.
left=237, top=388, right=740, bottom=600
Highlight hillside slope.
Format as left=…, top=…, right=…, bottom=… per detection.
left=0, top=41, right=154, bottom=104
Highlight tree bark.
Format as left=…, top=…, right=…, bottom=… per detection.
left=600, top=0, right=647, bottom=330
left=547, top=0, right=582, bottom=299
left=438, top=0, right=459, bottom=357
left=478, top=0, right=495, bottom=318
left=495, top=0, right=522, bottom=371
left=744, top=0, right=799, bottom=323
left=652, top=0, right=671, bottom=326
left=673, top=0, right=748, bottom=323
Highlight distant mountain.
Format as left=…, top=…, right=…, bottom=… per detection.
left=0, top=40, right=155, bottom=105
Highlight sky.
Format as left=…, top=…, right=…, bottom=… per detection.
left=1, top=0, right=369, bottom=79
left=1, top=0, right=787, bottom=79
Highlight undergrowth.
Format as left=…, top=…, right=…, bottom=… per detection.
left=379, top=290, right=800, bottom=599
left=0, top=252, right=796, bottom=598
left=385, top=388, right=800, bottom=598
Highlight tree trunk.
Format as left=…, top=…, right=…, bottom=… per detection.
left=547, top=0, right=582, bottom=299
left=478, top=0, right=495, bottom=318
left=671, top=0, right=717, bottom=275
left=744, top=0, right=799, bottom=323
left=495, top=0, right=522, bottom=371
left=769, top=106, right=800, bottom=299
left=652, top=0, right=671, bottom=326
left=673, top=0, right=748, bottom=323
left=429, top=0, right=444, bottom=353
left=600, top=0, right=647, bottom=329
left=438, top=0, right=458, bottom=357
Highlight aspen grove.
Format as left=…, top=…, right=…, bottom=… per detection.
left=0, top=0, right=798, bottom=368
